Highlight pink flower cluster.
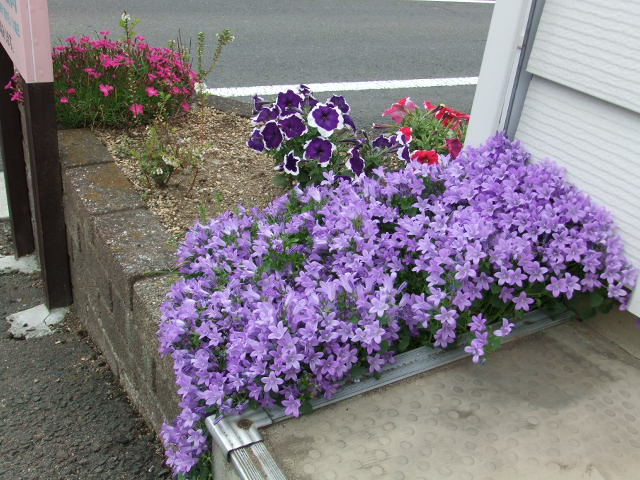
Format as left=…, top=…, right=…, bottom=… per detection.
left=4, top=32, right=198, bottom=127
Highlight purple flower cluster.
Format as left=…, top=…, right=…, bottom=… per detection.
left=247, top=85, right=409, bottom=187
left=158, top=133, right=635, bottom=475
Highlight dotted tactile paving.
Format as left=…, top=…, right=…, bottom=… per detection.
left=262, top=321, right=640, bottom=480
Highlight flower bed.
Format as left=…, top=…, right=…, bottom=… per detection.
left=158, top=132, right=636, bottom=476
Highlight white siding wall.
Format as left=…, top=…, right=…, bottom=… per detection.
left=516, top=77, right=640, bottom=314
left=527, top=0, right=640, bottom=114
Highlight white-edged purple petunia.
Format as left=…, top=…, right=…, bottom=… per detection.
left=276, top=90, right=304, bottom=111
left=247, top=129, right=265, bottom=152
left=260, top=121, right=284, bottom=150
left=328, top=95, right=350, bottom=114
left=307, top=103, right=344, bottom=137
left=346, top=148, right=365, bottom=176
left=304, top=137, right=335, bottom=166
left=278, top=114, right=308, bottom=139
left=283, top=151, right=302, bottom=175
left=253, top=105, right=281, bottom=125
left=397, top=145, right=411, bottom=162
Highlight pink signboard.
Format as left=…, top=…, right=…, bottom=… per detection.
left=0, top=0, right=53, bottom=83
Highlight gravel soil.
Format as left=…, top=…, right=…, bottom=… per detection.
left=95, top=104, right=288, bottom=237
left=0, top=220, right=171, bottom=480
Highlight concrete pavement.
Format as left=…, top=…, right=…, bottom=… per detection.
left=263, top=316, right=640, bottom=479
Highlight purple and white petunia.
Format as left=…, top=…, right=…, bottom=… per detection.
left=247, top=129, right=265, bottom=152
left=278, top=114, right=308, bottom=139
left=261, top=121, right=284, bottom=150
left=253, top=105, right=281, bottom=124
left=304, top=137, right=335, bottom=166
left=307, top=103, right=344, bottom=137
left=328, top=95, right=350, bottom=114
left=276, top=89, right=304, bottom=111
left=346, top=148, right=365, bottom=176
left=283, top=151, right=302, bottom=175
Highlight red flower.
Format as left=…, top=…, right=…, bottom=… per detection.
left=399, top=126, right=413, bottom=143
left=383, top=97, right=417, bottom=124
left=411, top=150, right=439, bottom=165
left=445, top=138, right=463, bottom=159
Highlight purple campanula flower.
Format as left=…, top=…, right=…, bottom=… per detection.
left=261, top=121, right=284, bottom=150
left=158, top=132, right=637, bottom=476
left=276, top=89, right=304, bottom=111
left=328, top=95, right=350, bottom=113
left=346, top=148, right=365, bottom=176
left=262, top=371, right=284, bottom=393
left=282, top=396, right=301, bottom=417
left=308, top=103, right=344, bottom=137
left=247, top=129, right=265, bottom=152
left=493, top=318, right=515, bottom=337
left=283, top=151, right=302, bottom=176
left=278, top=114, right=307, bottom=139
left=304, top=137, right=335, bottom=166
left=512, top=292, right=534, bottom=311
left=469, top=313, right=487, bottom=333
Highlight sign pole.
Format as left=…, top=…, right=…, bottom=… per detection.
left=21, top=80, right=72, bottom=308
left=0, top=0, right=72, bottom=308
left=0, top=45, right=35, bottom=257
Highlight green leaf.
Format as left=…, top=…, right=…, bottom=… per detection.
left=590, top=293, right=604, bottom=308
left=273, top=173, right=291, bottom=187
left=349, top=365, right=368, bottom=379
left=397, top=333, right=411, bottom=352
left=300, top=399, right=314, bottom=415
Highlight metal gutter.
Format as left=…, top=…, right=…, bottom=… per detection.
left=206, top=308, right=573, bottom=479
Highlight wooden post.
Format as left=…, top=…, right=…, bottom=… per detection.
left=0, top=45, right=35, bottom=257
left=21, top=80, right=72, bottom=308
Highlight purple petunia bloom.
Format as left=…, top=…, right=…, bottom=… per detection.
left=278, top=114, right=308, bottom=139
left=276, top=89, right=304, bottom=111
left=254, top=105, right=280, bottom=124
left=247, top=129, right=265, bottom=152
left=283, top=151, right=302, bottom=176
left=346, top=148, right=365, bottom=176
left=261, top=121, right=284, bottom=150
left=252, top=94, right=268, bottom=112
left=372, top=135, right=393, bottom=150
left=304, top=137, right=335, bottom=166
left=343, top=114, right=356, bottom=131
left=308, top=103, right=344, bottom=137
left=328, top=95, right=350, bottom=114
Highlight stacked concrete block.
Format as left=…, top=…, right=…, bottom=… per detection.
left=59, top=129, right=180, bottom=433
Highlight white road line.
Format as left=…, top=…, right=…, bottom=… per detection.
left=407, top=0, right=494, bottom=4
left=206, top=77, right=479, bottom=97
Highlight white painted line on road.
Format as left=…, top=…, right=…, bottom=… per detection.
left=407, top=0, right=494, bottom=3
left=206, top=77, right=479, bottom=97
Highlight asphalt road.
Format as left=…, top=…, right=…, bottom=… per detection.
left=47, top=0, right=493, bottom=128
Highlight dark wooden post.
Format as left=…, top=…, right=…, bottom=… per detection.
left=21, top=80, right=72, bottom=308
left=0, top=45, right=35, bottom=257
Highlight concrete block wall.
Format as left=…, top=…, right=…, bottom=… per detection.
left=59, top=129, right=180, bottom=433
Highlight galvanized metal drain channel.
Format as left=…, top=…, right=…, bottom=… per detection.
left=206, top=308, right=573, bottom=479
